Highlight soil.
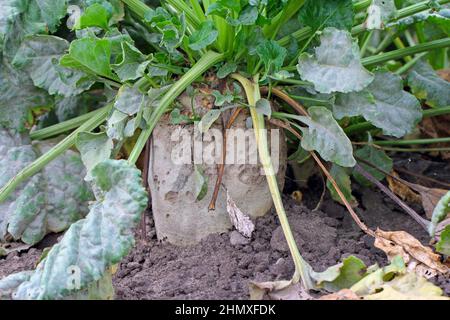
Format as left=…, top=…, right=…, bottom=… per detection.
left=1, top=155, right=449, bottom=299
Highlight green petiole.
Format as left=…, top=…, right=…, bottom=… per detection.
left=0, top=105, right=112, bottom=204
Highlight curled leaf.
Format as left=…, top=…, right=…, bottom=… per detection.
left=0, top=160, right=148, bottom=300
left=374, top=229, right=448, bottom=278
left=226, top=190, right=255, bottom=238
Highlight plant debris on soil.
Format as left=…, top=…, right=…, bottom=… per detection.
left=2, top=156, right=448, bottom=300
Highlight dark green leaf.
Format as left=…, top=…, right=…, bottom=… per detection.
left=352, top=145, right=393, bottom=186
left=298, top=0, right=354, bottom=32
left=74, top=3, right=111, bottom=31
left=60, top=37, right=118, bottom=80
left=188, top=20, right=218, bottom=51
left=326, top=164, right=357, bottom=207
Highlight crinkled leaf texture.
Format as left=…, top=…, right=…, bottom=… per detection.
left=296, top=107, right=356, bottom=167
left=334, top=70, right=422, bottom=138
left=0, top=128, right=93, bottom=245
left=12, top=35, right=95, bottom=97
left=0, top=0, right=67, bottom=56
left=0, top=160, right=148, bottom=300
left=0, top=58, right=52, bottom=132
left=407, top=61, right=450, bottom=108
left=297, top=28, right=373, bottom=94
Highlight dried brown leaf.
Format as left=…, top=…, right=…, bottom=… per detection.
left=387, top=172, right=421, bottom=204
left=374, top=229, right=448, bottom=278
left=249, top=280, right=312, bottom=300
left=226, top=190, right=255, bottom=238
left=320, top=289, right=359, bottom=300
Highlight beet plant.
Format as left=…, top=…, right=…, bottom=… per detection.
left=0, top=0, right=449, bottom=299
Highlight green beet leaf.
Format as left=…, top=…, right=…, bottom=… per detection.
left=76, top=132, right=114, bottom=181
left=407, top=61, right=450, bottom=108
left=297, top=28, right=373, bottom=94
left=298, top=0, right=354, bottom=32
left=13, top=35, right=95, bottom=97
left=0, top=58, right=52, bottom=132
left=256, top=39, right=287, bottom=77
left=295, top=106, right=356, bottom=167
left=74, top=3, right=111, bottom=31
left=188, top=20, right=218, bottom=51
left=60, top=37, right=118, bottom=80
left=334, top=70, right=422, bottom=138
left=436, top=225, right=450, bottom=256
left=112, top=42, right=151, bottom=82
left=326, top=164, right=357, bottom=207
left=0, top=128, right=93, bottom=245
left=352, top=144, right=393, bottom=187
left=311, top=256, right=367, bottom=292
left=429, top=191, right=450, bottom=236
left=0, top=160, right=147, bottom=300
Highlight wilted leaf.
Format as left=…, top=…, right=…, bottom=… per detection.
left=374, top=229, right=448, bottom=277
left=295, top=107, right=356, bottom=167
left=311, top=256, right=367, bottom=292
left=249, top=279, right=312, bottom=300
left=320, top=289, right=359, bottom=300
left=361, top=273, right=447, bottom=300
left=0, top=129, right=93, bottom=245
left=407, top=61, right=450, bottom=108
left=297, top=28, right=373, bottom=94
left=0, top=242, right=32, bottom=257
left=226, top=190, right=255, bottom=238
left=334, top=70, right=423, bottom=138
left=0, top=160, right=148, bottom=300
